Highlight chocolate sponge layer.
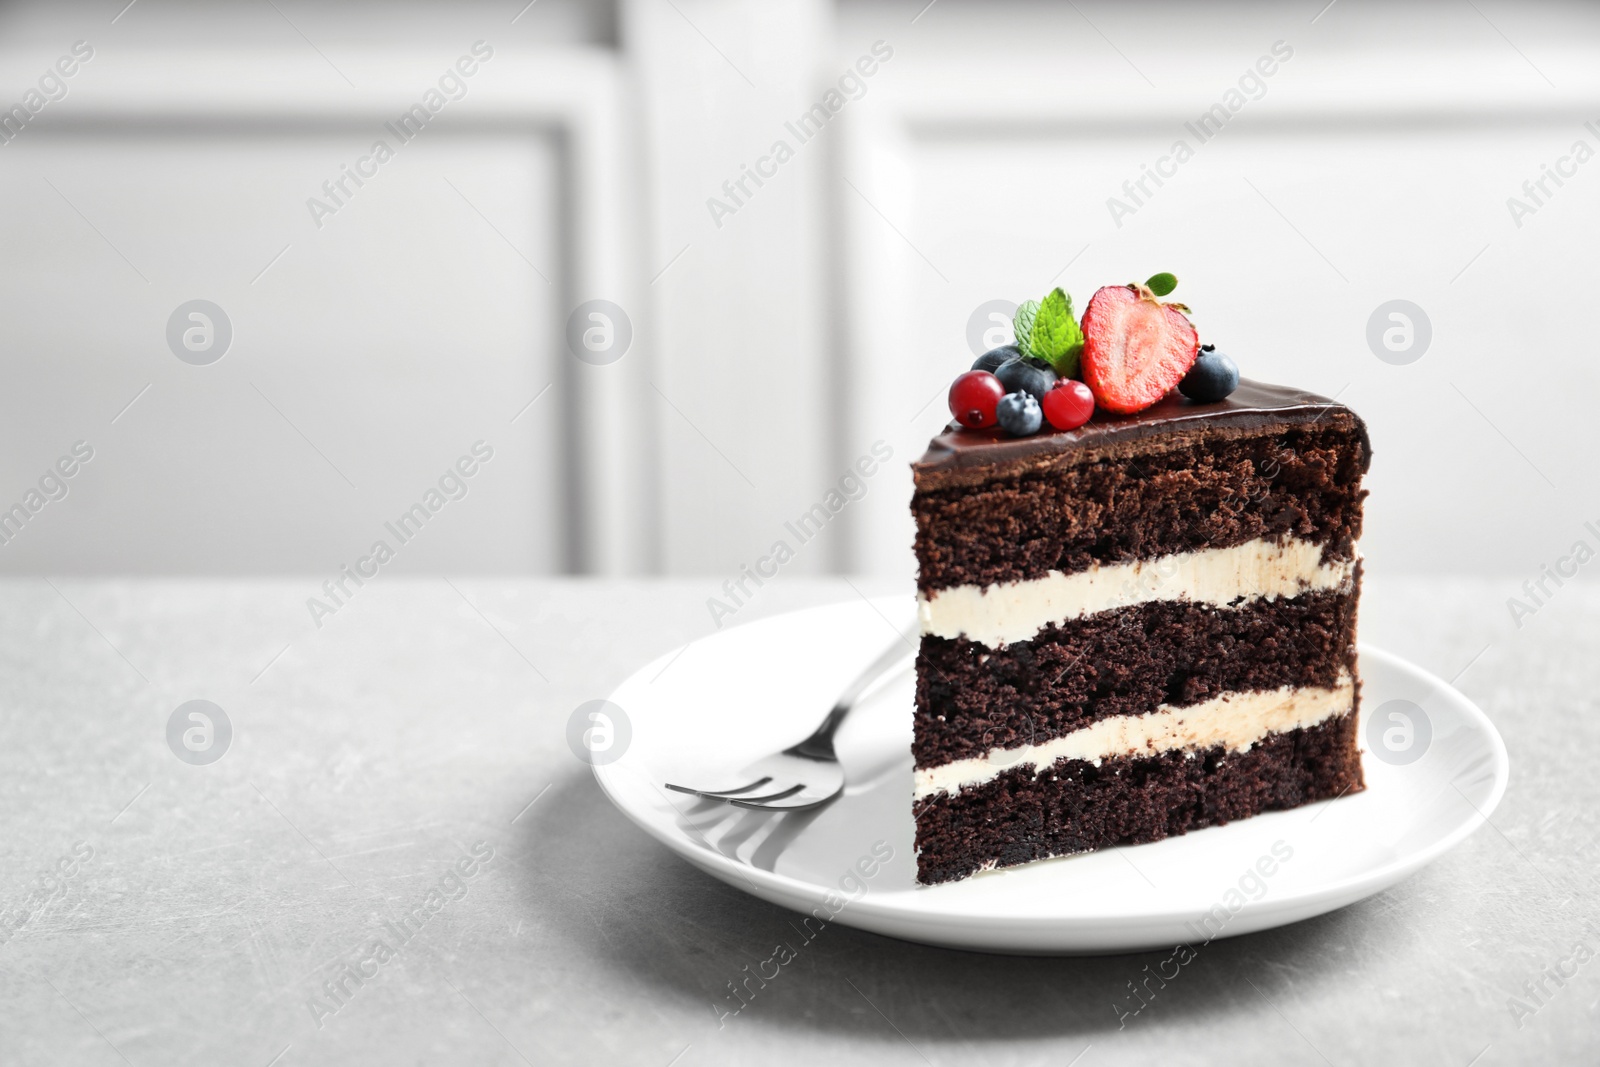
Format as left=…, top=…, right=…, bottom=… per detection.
left=913, top=426, right=1367, bottom=594
left=914, top=712, right=1364, bottom=885
left=914, top=581, right=1359, bottom=769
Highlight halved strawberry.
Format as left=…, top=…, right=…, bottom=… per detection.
left=1080, top=284, right=1199, bottom=414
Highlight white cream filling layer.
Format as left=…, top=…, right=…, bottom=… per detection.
left=918, top=537, right=1354, bottom=648
left=912, top=675, right=1354, bottom=801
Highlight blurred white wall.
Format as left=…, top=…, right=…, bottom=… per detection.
left=1, top=0, right=1596, bottom=579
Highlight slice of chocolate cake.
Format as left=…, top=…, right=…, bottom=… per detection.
left=911, top=379, right=1369, bottom=885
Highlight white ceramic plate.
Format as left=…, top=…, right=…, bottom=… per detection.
left=594, top=598, right=1507, bottom=955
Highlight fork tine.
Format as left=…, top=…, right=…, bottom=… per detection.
left=729, top=783, right=805, bottom=804
left=664, top=776, right=773, bottom=799
left=733, top=789, right=836, bottom=812
left=696, top=777, right=774, bottom=796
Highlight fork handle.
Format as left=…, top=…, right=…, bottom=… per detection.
left=785, top=622, right=920, bottom=760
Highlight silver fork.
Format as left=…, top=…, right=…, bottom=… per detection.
left=665, top=623, right=918, bottom=811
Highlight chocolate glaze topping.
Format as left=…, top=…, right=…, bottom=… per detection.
left=913, top=378, right=1368, bottom=490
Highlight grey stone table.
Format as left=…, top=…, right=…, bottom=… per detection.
left=0, top=576, right=1594, bottom=1066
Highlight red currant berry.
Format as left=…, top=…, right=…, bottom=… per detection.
left=948, top=370, right=1006, bottom=429
left=1041, top=379, right=1095, bottom=431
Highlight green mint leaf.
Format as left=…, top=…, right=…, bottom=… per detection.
left=1145, top=272, right=1178, bottom=297
left=1012, top=300, right=1039, bottom=351
left=1029, top=287, right=1084, bottom=377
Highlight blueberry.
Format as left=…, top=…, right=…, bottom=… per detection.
left=973, top=345, right=1020, bottom=374
left=995, top=356, right=1057, bottom=401
left=1179, top=349, right=1240, bottom=402
left=995, top=391, right=1042, bottom=436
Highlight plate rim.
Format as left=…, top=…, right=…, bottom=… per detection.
left=593, top=599, right=1508, bottom=942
